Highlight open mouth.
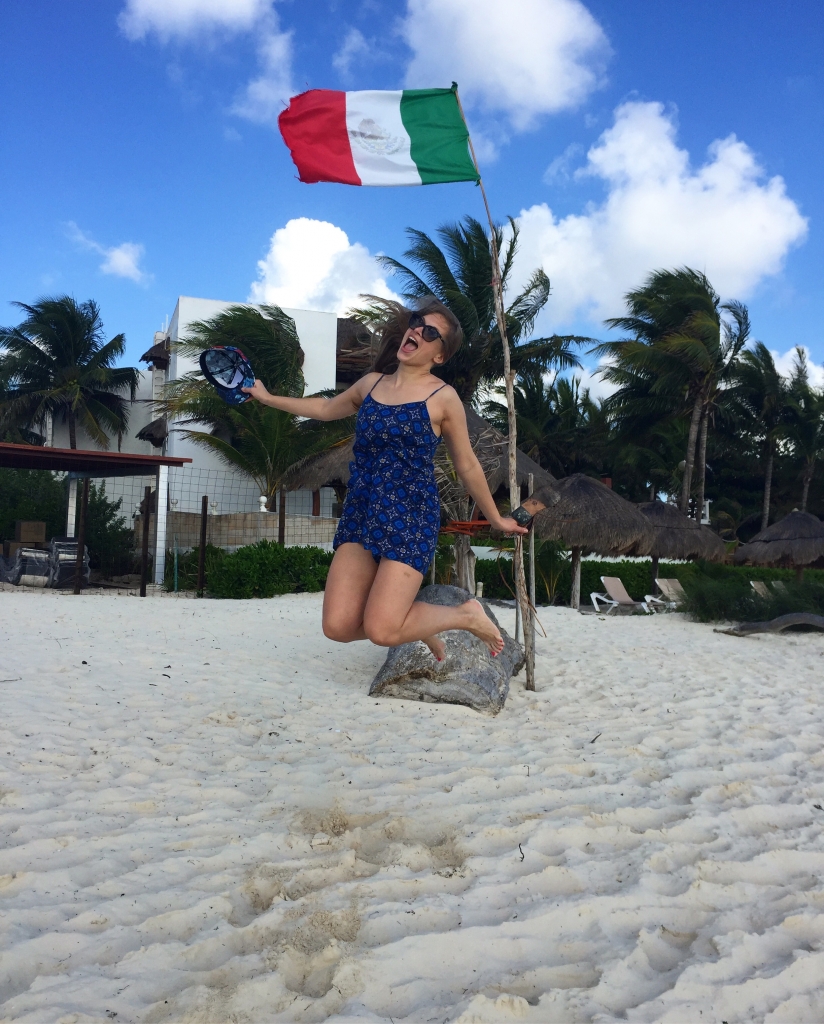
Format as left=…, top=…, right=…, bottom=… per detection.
left=400, top=337, right=419, bottom=354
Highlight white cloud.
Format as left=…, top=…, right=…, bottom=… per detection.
left=333, top=28, right=370, bottom=78
left=401, top=0, right=609, bottom=131
left=119, top=0, right=294, bottom=128
left=575, top=360, right=618, bottom=403
left=118, top=0, right=270, bottom=40
left=543, top=141, right=584, bottom=185
left=66, top=223, right=151, bottom=285
left=249, top=218, right=400, bottom=315
left=771, top=347, right=824, bottom=389
left=230, top=25, right=294, bottom=125
left=514, top=101, right=808, bottom=328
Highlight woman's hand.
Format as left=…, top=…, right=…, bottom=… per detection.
left=241, top=378, right=273, bottom=404
left=492, top=515, right=530, bottom=537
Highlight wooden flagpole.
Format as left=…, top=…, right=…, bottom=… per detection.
left=454, top=88, right=535, bottom=690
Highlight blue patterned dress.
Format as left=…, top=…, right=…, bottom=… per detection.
left=333, top=377, right=447, bottom=572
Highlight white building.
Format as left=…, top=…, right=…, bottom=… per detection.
left=52, top=296, right=345, bottom=582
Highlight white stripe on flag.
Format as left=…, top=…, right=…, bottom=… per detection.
left=345, top=91, right=421, bottom=186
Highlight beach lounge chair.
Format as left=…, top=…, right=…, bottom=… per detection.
left=750, top=580, right=770, bottom=599
left=591, top=576, right=651, bottom=614
left=645, top=577, right=687, bottom=611
left=771, top=580, right=788, bottom=594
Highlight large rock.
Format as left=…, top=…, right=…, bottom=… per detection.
left=368, top=584, right=524, bottom=715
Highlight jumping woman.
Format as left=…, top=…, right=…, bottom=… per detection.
left=243, top=299, right=528, bottom=659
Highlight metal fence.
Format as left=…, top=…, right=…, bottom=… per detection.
left=3, top=465, right=338, bottom=588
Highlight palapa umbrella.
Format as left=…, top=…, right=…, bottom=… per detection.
left=633, top=499, right=727, bottom=594
left=734, top=510, right=824, bottom=582
left=281, top=438, right=353, bottom=493
left=532, top=474, right=653, bottom=609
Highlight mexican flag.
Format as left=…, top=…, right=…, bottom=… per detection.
left=278, top=85, right=479, bottom=187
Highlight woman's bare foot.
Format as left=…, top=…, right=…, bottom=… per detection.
left=460, top=599, right=504, bottom=656
left=423, top=634, right=446, bottom=661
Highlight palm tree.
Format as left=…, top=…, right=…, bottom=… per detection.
left=0, top=296, right=138, bottom=449
left=482, top=367, right=607, bottom=478
left=354, top=216, right=586, bottom=403
left=596, top=268, right=748, bottom=516
left=161, top=304, right=349, bottom=508
left=785, top=347, right=823, bottom=513
left=732, top=341, right=791, bottom=529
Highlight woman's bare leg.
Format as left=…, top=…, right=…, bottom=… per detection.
left=322, top=543, right=379, bottom=642
left=363, top=559, right=504, bottom=655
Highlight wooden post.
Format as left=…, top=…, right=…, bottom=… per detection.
left=197, top=495, right=208, bottom=595
left=73, top=477, right=90, bottom=595
left=570, top=546, right=581, bottom=610
left=528, top=472, right=536, bottom=609
left=311, top=490, right=321, bottom=517
left=651, top=555, right=660, bottom=596
left=140, top=485, right=152, bottom=597
left=455, top=87, right=534, bottom=689
left=278, top=486, right=286, bottom=545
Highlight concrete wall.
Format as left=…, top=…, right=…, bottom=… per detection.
left=137, top=510, right=339, bottom=554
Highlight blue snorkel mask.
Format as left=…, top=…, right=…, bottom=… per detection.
left=199, top=346, right=256, bottom=405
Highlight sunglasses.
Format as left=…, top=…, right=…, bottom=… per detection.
left=408, top=312, right=443, bottom=343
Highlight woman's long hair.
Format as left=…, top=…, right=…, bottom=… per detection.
left=372, top=297, right=463, bottom=374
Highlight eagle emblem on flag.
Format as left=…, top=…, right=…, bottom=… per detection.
left=348, top=118, right=403, bottom=156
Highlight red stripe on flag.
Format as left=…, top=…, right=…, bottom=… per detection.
left=278, top=90, right=361, bottom=185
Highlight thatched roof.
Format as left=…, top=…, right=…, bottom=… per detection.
left=139, top=339, right=170, bottom=370
left=283, top=405, right=558, bottom=499
left=734, top=510, right=824, bottom=567
left=630, top=499, right=726, bottom=561
left=532, top=474, right=653, bottom=554
left=282, top=439, right=353, bottom=491
left=136, top=417, right=168, bottom=449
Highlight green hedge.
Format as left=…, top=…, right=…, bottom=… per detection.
left=475, top=555, right=824, bottom=605
left=165, top=541, right=333, bottom=599
left=679, top=572, right=824, bottom=622
left=163, top=535, right=824, bottom=609
left=163, top=544, right=226, bottom=592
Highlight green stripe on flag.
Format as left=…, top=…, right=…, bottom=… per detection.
left=400, top=87, right=479, bottom=185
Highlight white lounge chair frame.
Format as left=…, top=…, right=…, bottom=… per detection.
left=591, top=576, right=651, bottom=614
left=750, top=580, right=770, bottom=599
left=645, top=577, right=687, bottom=612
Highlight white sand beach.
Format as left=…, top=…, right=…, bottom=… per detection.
left=1, top=590, right=823, bottom=1023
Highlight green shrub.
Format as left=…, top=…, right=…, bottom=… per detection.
left=0, top=468, right=65, bottom=542
left=163, top=544, right=226, bottom=591
left=681, top=574, right=824, bottom=622
left=84, top=482, right=135, bottom=577
left=206, top=541, right=333, bottom=599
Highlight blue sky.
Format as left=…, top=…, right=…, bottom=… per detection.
left=1, top=0, right=821, bottom=387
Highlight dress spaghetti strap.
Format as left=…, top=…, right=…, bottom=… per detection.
left=366, top=374, right=385, bottom=398
left=426, top=382, right=449, bottom=399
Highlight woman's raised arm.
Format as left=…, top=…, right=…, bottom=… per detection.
left=242, top=373, right=378, bottom=421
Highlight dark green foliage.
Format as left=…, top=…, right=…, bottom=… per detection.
left=680, top=572, right=824, bottom=622
left=0, top=295, right=138, bottom=449
left=163, top=544, right=226, bottom=592
left=474, top=556, right=516, bottom=600
left=208, top=542, right=333, bottom=599
left=81, top=482, right=135, bottom=577
left=165, top=540, right=334, bottom=599
left=477, top=554, right=824, bottom=608
left=0, top=468, right=65, bottom=541
left=354, top=216, right=587, bottom=403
